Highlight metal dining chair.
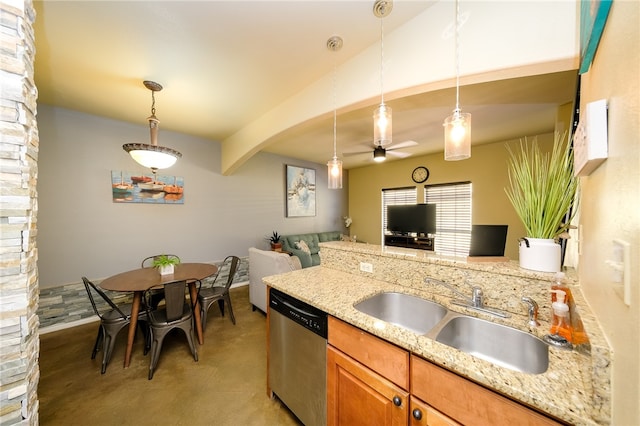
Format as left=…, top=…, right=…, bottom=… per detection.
left=198, top=255, right=240, bottom=330
left=82, top=277, right=149, bottom=374
left=144, top=279, right=201, bottom=380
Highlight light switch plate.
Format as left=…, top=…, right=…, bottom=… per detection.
left=611, top=239, right=631, bottom=306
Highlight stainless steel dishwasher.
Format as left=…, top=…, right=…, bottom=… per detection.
left=269, top=287, right=327, bottom=426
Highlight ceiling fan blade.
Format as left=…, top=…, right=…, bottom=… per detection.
left=343, top=150, right=371, bottom=157
left=387, top=150, right=412, bottom=158
left=387, top=140, right=418, bottom=150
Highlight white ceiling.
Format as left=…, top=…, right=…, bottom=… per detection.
left=33, top=1, right=578, bottom=171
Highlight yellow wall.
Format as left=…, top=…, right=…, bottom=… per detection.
left=348, top=134, right=555, bottom=260
left=577, top=1, right=640, bottom=424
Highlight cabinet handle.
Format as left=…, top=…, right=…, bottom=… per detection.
left=392, top=396, right=402, bottom=407
left=412, top=408, right=423, bottom=420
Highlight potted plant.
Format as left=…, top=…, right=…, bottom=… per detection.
left=152, top=254, right=181, bottom=276
left=266, top=231, right=282, bottom=251
left=504, top=132, right=579, bottom=272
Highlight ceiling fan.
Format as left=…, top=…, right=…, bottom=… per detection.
left=344, top=140, right=418, bottom=162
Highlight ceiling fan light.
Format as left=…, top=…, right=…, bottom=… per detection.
left=443, top=109, right=471, bottom=161
left=373, top=145, right=386, bottom=162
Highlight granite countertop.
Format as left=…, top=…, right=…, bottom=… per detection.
left=264, top=265, right=603, bottom=425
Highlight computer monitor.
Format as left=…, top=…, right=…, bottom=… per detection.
left=469, top=225, right=508, bottom=256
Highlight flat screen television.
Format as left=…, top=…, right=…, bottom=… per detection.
left=386, top=204, right=436, bottom=235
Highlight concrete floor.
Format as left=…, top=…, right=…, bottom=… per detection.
left=38, top=285, right=302, bottom=426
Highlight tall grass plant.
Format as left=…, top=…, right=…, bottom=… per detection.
left=505, top=132, right=579, bottom=240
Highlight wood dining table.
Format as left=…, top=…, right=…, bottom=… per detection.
left=99, top=262, right=218, bottom=368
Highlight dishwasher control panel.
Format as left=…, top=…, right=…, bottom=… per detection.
left=269, top=288, right=328, bottom=338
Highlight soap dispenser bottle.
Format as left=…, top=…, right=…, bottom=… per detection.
left=550, top=289, right=572, bottom=342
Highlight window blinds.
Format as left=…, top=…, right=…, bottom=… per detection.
left=424, top=182, right=472, bottom=257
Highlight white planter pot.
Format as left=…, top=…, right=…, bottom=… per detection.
left=519, top=238, right=561, bottom=273
left=158, top=264, right=175, bottom=276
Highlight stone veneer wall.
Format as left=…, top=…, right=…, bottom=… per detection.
left=0, top=0, right=40, bottom=424
left=38, top=257, right=249, bottom=331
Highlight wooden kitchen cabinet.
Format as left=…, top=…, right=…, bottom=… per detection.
left=328, top=317, right=564, bottom=426
left=410, top=397, right=460, bottom=426
left=328, top=316, right=409, bottom=426
left=410, top=355, right=563, bottom=426
left=327, top=346, right=409, bottom=426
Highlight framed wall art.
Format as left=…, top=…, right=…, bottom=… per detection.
left=111, top=170, right=184, bottom=204
left=285, top=165, right=316, bottom=217
left=579, top=0, right=612, bottom=74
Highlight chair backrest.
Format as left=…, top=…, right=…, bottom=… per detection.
left=163, top=280, right=188, bottom=322
left=141, top=254, right=180, bottom=268
left=218, top=256, right=240, bottom=290
left=145, top=279, right=201, bottom=323
left=82, top=276, right=128, bottom=320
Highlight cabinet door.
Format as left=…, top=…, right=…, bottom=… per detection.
left=328, top=346, right=408, bottom=426
left=410, top=397, right=460, bottom=426
left=411, top=355, right=562, bottom=426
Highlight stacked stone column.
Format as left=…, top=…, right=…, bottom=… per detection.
left=0, top=0, right=40, bottom=424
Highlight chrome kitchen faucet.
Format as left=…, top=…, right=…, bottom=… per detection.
left=424, top=278, right=510, bottom=318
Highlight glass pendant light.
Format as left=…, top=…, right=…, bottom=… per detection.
left=373, top=0, right=393, bottom=148
left=444, top=0, right=471, bottom=161
left=327, top=36, right=343, bottom=189
left=123, top=80, right=182, bottom=173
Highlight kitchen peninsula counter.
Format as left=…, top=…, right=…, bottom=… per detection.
left=263, top=241, right=611, bottom=425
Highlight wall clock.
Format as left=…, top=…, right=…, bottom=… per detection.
left=412, top=166, right=429, bottom=183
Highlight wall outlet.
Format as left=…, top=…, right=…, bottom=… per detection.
left=359, top=262, right=373, bottom=273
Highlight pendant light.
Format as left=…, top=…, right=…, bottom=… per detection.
left=123, top=80, right=182, bottom=173
left=326, top=36, right=343, bottom=189
left=373, top=0, right=393, bottom=149
left=443, top=0, right=471, bottom=161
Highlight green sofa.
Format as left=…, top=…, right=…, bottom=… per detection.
left=280, top=231, right=342, bottom=268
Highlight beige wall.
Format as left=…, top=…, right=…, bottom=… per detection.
left=348, top=134, right=554, bottom=260
left=577, top=1, right=640, bottom=424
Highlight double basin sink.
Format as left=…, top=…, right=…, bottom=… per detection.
left=354, top=292, right=548, bottom=374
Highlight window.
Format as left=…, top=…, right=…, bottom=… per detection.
left=424, top=182, right=472, bottom=257
left=381, top=187, right=417, bottom=239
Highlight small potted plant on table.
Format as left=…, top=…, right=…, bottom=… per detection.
left=152, top=254, right=181, bottom=276
left=266, top=231, right=282, bottom=251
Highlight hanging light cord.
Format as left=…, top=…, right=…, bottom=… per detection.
left=332, top=60, right=338, bottom=160
left=379, top=15, right=385, bottom=105
left=454, top=0, right=460, bottom=113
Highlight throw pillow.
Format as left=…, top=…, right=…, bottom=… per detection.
left=295, top=240, right=311, bottom=255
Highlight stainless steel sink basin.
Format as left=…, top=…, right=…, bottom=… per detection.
left=354, top=292, right=448, bottom=334
left=435, top=316, right=549, bottom=374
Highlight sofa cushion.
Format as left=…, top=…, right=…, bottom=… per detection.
left=283, top=234, right=320, bottom=255
left=318, top=231, right=342, bottom=243
left=280, top=231, right=341, bottom=268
